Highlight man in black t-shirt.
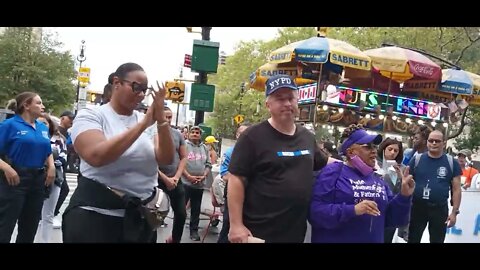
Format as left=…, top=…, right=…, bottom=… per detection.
left=227, top=75, right=332, bottom=243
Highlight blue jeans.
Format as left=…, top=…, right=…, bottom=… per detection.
left=0, top=168, right=46, bottom=243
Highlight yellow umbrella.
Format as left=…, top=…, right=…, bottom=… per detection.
left=248, top=62, right=316, bottom=92
left=464, top=70, right=480, bottom=91
left=268, top=37, right=371, bottom=71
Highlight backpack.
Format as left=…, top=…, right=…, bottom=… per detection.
left=414, top=153, right=453, bottom=172
left=414, top=153, right=454, bottom=206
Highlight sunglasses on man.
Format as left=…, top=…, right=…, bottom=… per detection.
left=427, top=139, right=443, bottom=144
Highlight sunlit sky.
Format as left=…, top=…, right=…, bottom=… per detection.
left=45, top=27, right=281, bottom=92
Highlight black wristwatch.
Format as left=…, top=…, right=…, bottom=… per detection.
left=454, top=210, right=460, bottom=215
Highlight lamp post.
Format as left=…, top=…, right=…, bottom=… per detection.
left=75, top=40, right=87, bottom=115
left=238, top=82, right=246, bottom=115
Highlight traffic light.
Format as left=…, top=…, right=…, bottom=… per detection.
left=184, top=54, right=192, bottom=68
left=219, top=51, right=226, bottom=65
left=86, top=91, right=102, bottom=104
left=165, top=81, right=186, bottom=102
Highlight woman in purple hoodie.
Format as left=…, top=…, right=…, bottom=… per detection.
left=309, top=125, right=415, bottom=243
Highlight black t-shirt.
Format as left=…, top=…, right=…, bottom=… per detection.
left=228, top=120, right=328, bottom=242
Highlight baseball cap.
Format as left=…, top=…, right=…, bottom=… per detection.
left=60, top=111, right=75, bottom=119
left=458, top=149, right=472, bottom=158
left=265, top=75, right=298, bottom=97
left=190, top=126, right=202, bottom=134
left=340, top=129, right=383, bottom=155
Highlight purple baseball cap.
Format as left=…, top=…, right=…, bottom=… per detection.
left=340, top=129, right=383, bottom=155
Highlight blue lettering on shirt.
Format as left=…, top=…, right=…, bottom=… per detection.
left=277, top=150, right=310, bottom=157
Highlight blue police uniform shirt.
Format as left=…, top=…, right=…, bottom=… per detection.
left=0, top=115, right=52, bottom=168
left=409, top=153, right=461, bottom=204
left=220, top=146, right=234, bottom=177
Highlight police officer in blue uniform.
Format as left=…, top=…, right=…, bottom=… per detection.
left=0, top=92, right=55, bottom=243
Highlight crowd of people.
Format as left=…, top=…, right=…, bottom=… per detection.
left=0, top=71, right=476, bottom=243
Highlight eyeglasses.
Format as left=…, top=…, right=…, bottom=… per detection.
left=122, top=79, right=153, bottom=94
left=190, top=131, right=200, bottom=134
left=427, top=139, right=443, bottom=144
left=355, top=143, right=377, bottom=150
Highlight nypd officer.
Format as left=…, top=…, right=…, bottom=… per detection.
left=0, top=92, right=55, bottom=243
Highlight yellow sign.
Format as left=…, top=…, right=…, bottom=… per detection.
left=234, top=114, right=244, bottom=125
left=317, top=27, right=328, bottom=37
left=165, top=81, right=186, bottom=102
left=78, top=67, right=91, bottom=83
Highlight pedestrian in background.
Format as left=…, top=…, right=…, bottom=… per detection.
left=37, top=113, right=67, bottom=243
left=181, top=126, right=212, bottom=241
left=158, top=106, right=188, bottom=243
left=0, top=91, right=55, bottom=243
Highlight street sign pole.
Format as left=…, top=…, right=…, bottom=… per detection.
left=194, top=27, right=211, bottom=126
left=75, top=40, right=87, bottom=115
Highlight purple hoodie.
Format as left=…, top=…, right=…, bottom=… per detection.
left=309, top=162, right=412, bottom=243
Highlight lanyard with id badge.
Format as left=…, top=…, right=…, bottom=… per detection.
left=422, top=179, right=430, bottom=200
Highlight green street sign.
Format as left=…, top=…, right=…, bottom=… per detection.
left=190, top=83, right=215, bottom=112
left=198, top=124, right=212, bottom=141
left=191, top=40, right=220, bottom=74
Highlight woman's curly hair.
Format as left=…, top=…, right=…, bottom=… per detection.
left=416, top=125, right=431, bottom=140
left=341, top=124, right=365, bottom=142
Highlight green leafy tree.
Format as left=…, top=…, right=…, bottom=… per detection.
left=0, top=27, right=76, bottom=114
left=207, top=27, right=316, bottom=138
left=454, top=107, right=480, bottom=151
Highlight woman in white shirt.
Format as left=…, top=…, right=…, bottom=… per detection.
left=62, top=62, right=174, bottom=243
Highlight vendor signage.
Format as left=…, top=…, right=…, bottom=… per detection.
left=325, top=85, right=441, bottom=120
left=298, top=83, right=317, bottom=104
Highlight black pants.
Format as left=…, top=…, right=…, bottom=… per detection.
left=0, top=169, right=45, bottom=243
left=184, top=185, right=203, bottom=233
left=217, top=196, right=230, bottom=243
left=158, top=180, right=186, bottom=243
left=62, top=207, right=155, bottom=243
left=54, top=176, right=69, bottom=216
left=408, top=200, right=448, bottom=243
left=384, top=227, right=396, bottom=243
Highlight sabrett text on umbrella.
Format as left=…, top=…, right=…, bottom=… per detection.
left=404, top=81, right=437, bottom=90
left=260, top=69, right=297, bottom=77
left=331, top=53, right=369, bottom=68
left=270, top=52, right=291, bottom=62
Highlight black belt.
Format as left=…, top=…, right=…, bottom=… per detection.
left=414, top=198, right=447, bottom=208
left=12, top=165, right=45, bottom=175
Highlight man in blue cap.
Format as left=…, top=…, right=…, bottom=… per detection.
left=226, top=75, right=334, bottom=243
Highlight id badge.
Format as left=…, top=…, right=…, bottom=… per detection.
left=422, top=187, right=430, bottom=200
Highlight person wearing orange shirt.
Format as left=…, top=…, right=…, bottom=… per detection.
left=457, top=149, right=478, bottom=189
